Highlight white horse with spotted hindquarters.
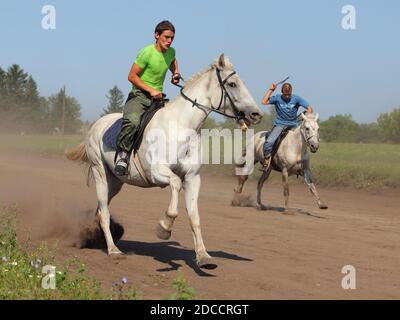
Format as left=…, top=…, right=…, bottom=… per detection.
left=234, top=113, right=328, bottom=211
left=66, top=54, right=262, bottom=270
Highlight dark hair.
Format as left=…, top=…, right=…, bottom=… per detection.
left=155, top=20, right=175, bottom=35
left=281, top=83, right=292, bottom=93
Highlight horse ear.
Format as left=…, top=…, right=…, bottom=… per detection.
left=300, top=112, right=307, bottom=121
left=315, top=113, right=319, bottom=121
left=218, top=53, right=226, bottom=69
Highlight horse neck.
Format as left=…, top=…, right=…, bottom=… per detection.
left=292, top=124, right=307, bottom=154
left=168, top=72, right=213, bottom=132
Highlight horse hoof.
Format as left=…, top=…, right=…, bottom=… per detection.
left=319, top=202, right=328, bottom=210
left=156, top=224, right=172, bottom=240
left=283, top=208, right=295, bottom=215
left=198, top=257, right=218, bottom=270
left=108, top=249, right=126, bottom=259
left=257, top=203, right=269, bottom=211
left=233, top=188, right=241, bottom=194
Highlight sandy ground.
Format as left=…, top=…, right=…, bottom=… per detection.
left=0, top=152, right=399, bottom=299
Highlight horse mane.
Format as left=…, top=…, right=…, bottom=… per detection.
left=168, top=56, right=234, bottom=106
left=184, top=55, right=234, bottom=87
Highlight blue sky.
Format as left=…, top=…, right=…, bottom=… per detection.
left=0, top=0, right=399, bottom=123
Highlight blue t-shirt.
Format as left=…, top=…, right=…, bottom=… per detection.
left=268, top=94, right=309, bottom=126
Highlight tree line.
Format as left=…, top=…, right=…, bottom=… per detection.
left=0, top=64, right=83, bottom=134
left=1, top=64, right=399, bottom=142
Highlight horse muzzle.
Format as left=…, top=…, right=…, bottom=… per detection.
left=248, top=111, right=263, bottom=125
left=309, top=144, right=319, bottom=153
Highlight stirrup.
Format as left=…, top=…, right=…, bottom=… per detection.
left=115, top=158, right=129, bottom=176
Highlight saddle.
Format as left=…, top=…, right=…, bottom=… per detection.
left=102, top=96, right=167, bottom=152
left=261, top=126, right=291, bottom=155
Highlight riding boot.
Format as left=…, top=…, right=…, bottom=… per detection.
left=115, top=150, right=130, bottom=176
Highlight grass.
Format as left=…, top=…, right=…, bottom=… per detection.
left=0, top=133, right=82, bottom=157
left=1, top=133, right=399, bottom=190
left=168, top=273, right=196, bottom=300
left=310, top=143, right=400, bottom=189
left=1, top=204, right=198, bottom=300
left=0, top=204, right=140, bottom=300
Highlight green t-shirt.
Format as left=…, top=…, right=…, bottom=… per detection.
left=134, top=44, right=176, bottom=92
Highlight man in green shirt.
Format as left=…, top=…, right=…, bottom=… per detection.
left=115, top=20, right=180, bottom=176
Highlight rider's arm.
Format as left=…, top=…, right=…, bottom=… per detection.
left=261, top=83, right=277, bottom=105
left=169, top=59, right=180, bottom=84
left=128, top=63, right=161, bottom=97
left=297, top=95, right=313, bottom=114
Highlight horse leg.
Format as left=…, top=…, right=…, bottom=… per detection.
left=256, top=165, right=272, bottom=210
left=184, top=174, right=217, bottom=270
left=304, top=167, right=328, bottom=209
left=234, top=174, right=248, bottom=193
left=156, top=170, right=182, bottom=240
left=107, top=169, right=123, bottom=205
left=282, top=167, right=290, bottom=210
left=92, top=165, right=123, bottom=256
left=234, top=158, right=258, bottom=193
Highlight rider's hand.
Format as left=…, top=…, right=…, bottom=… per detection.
left=171, top=73, right=180, bottom=85
left=149, top=89, right=163, bottom=99
left=270, top=83, right=277, bottom=91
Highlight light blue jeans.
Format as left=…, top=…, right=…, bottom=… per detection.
left=263, top=125, right=292, bottom=158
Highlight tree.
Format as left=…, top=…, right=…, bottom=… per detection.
left=357, top=123, right=379, bottom=143
left=6, top=64, right=28, bottom=103
left=0, top=67, right=6, bottom=97
left=319, top=114, right=359, bottom=142
left=377, top=107, right=400, bottom=143
left=102, top=85, right=124, bottom=116
left=202, top=117, right=219, bottom=129
left=48, top=88, right=82, bottom=134
left=252, top=108, right=275, bottom=133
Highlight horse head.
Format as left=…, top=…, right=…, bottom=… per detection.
left=209, top=54, right=263, bottom=127
left=300, top=112, right=320, bottom=153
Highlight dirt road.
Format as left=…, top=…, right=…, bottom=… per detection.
left=0, top=152, right=399, bottom=299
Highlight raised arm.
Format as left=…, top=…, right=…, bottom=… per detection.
left=261, top=83, right=277, bottom=105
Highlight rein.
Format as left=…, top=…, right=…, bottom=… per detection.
left=173, top=69, right=245, bottom=121
left=300, top=119, right=318, bottom=147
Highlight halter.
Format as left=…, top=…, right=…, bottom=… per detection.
left=174, top=68, right=246, bottom=122
left=300, top=116, right=318, bottom=148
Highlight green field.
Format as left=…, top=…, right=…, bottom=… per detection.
left=1, top=134, right=399, bottom=190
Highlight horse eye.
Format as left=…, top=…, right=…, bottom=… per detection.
left=229, top=82, right=237, bottom=88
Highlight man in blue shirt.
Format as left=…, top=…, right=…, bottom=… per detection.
left=261, top=82, right=313, bottom=169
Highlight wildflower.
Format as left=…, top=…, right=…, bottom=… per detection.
left=1, top=256, right=7, bottom=262
left=121, top=277, right=128, bottom=284
left=10, top=261, right=18, bottom=266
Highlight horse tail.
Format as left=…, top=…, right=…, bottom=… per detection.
left=65, top=142, right=90, bottom=164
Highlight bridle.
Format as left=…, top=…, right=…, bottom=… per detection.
left=174, top=68, right=246, bottom=122
left=300, top=117, right=319, bottom=148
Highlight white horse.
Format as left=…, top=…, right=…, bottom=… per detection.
left=234, top=113, right=328, bottom=211
left=66, top=54, right=262, bottom=269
